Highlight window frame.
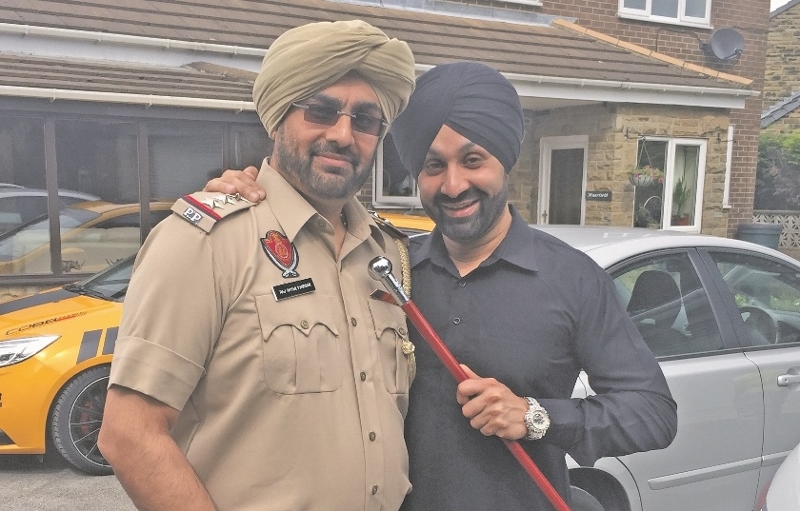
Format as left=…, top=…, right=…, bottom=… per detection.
left=635, top=136, right=707, bottom=232
left=372, top=138, right=423, bottom=208
left=618, top=0, right=712, bottom=28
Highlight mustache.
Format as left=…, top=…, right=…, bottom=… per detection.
left=433, top=188, right=484, bottom=206
left=310, top=141, right=359, bottom=166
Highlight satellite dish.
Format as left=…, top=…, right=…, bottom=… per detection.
left=704, top=27, right=745, bottom=61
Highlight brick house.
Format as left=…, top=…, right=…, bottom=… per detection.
left=0, top=0, right=765, bottom=294
left=763, top=0, right=800, bottom=133
left=759, top=0, right=800, bottom=257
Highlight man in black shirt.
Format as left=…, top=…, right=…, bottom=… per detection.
left=206, top=61, right=677, bottom=511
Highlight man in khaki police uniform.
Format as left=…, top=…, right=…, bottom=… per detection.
left=98, top=20, right=417, bottom=511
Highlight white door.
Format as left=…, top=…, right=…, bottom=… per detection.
left=539, top=136, right=587, bottom=225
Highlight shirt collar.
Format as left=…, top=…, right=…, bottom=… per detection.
left=411, top=204, right=538, bottom=273
left=258, top=160, right=385, bottom=249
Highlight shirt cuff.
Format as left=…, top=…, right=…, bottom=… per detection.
left=108, top=336, right=205, bottom=411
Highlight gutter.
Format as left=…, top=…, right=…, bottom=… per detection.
left=0, top=22, right=266, bottom=57
left=0, top=86, right=255, bottom=112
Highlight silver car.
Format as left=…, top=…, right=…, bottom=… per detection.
left=0, top=183, right=99, bottom=234
left=541, top=226, right=800, bottom=511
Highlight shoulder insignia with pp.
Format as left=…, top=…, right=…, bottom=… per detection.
left=172, top=192, right=256, bottom=233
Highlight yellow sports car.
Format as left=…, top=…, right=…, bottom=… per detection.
left=0, top=210, right=433, bottom=475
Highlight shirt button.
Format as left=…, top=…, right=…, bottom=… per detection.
left=360, top=371, right=367, bottom=381
left=372, top=485, right=379, bottom=495
left=369, top=431, right=376, bottom=441
left=399, top=327, right=407, bottom=335
left=317, top=219, right=327, bottom=229
left=351, top=317, right=358, bottom=327
left=458, top=280, right=466, bottom=287
left=453, top=318, right=461, bottom=325
left=300, top=319, right=309, bottom=329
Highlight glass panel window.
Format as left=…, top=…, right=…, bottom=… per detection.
left=232, top=127, right=272, bottom=170
left=149, top=121, right=224, bottom=199
left=685, top=0, right=707, bottom=18
left=619, top=0, right=711, bottom=26
left=631, top=138, right=706, bottom=231
left=652, top=0, right=679, bottom=18
left=0, top=116, right=47, bottom=235
left=710, top=251, right=800, bottom=346
left=611, top=251, right=723, bottom=357
left=670, top=144, right=699, bottom=227
left=373, top=133, right=421, bottom=207
left=55, top=119, right=139, bottom=203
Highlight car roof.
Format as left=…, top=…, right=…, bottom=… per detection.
left=0, top=184, right=100, bottom=200
left=534, top=225, right=799, bottom=269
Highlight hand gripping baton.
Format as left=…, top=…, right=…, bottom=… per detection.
left=368, top=256, right=571, bottom=511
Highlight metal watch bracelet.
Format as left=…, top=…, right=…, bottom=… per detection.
left=523, top=397, right=551, bottom=441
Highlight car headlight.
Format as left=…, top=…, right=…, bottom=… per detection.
left=0, top=335, right=60, bottom=368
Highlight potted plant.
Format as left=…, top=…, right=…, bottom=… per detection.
left=627, top=165, right=664, bottom=188
left=671, top=176, right=690, bottom=225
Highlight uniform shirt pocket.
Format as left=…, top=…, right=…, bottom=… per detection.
left=367, top=300, right=412, bottom=397
left=255, top=294, right=342, bottom=394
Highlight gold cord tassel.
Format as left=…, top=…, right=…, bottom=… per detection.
left=394, top=238, right=415, bottom=380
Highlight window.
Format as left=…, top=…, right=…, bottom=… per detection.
left=0, top=111, right=264, bottom=284
left=611, top=251, right=723, bottom=357
left=631, top=138, right=706, bottom=231
left=373, top=133, right=422, bottom=207
left=0, top=116, right=47, bottom=235
left=619, top=0, right=711, bottom=27
left=710, top=251, right=800, bottom=347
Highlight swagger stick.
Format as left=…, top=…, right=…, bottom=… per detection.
left=368, top=256, right=571, bottom=511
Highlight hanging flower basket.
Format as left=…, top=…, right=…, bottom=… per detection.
left=627, top=165, right=664, bottom=188
left=629, top=174, right=654, bottom=187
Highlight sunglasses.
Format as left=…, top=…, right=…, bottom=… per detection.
left=291, top=102, right=388, bottom=137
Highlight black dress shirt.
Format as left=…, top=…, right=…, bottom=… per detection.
left=401, top=206, right=677, bottom=511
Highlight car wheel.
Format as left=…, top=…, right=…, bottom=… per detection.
left=51, top=365, right=112, bottom=475
left=571, top=485, right=605, bottom=511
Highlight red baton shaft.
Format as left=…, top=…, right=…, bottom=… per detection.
left=368, top=256, right=571, bottom=511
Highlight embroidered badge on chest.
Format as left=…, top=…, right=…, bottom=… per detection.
left=260, top=230, right=299, bottom=278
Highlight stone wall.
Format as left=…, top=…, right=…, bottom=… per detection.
left=510, top=103, right=731, bottom=235
left=764, top=2, right=800, bottom=108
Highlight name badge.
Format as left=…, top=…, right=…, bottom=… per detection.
left=272, top=278, right=315, bottom=301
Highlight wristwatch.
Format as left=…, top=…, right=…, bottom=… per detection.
left=523, top=397, right=551, bottom=441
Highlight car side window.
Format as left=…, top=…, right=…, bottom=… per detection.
left=611, top=252, right=723, bottom=357
left=709, top=251, right=800, bottom=347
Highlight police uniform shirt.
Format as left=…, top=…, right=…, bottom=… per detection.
left=109, top=163, right=412, bottom=511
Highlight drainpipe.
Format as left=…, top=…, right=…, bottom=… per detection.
left=723, top=124, right=734, bottom=209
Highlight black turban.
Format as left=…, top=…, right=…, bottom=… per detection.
left=389, top=61, right=525, bottom=178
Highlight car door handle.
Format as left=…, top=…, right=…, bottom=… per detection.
left=777, top=374, right=800, bottom=386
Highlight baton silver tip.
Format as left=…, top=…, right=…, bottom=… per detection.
left=368, top=256, right=393, bottom=281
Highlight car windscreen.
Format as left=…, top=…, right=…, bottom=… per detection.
left=68, top=254, right=135, bottom=300
left=0, top=208, right=100, bottom=262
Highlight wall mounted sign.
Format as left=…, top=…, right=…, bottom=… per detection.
left=585, top=191, right=612, bottom=201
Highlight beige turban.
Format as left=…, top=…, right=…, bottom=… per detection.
left=253, top=20, right=416, bottom=135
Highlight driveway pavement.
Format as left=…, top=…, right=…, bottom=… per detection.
left=0, top=454, right=135, bottom=511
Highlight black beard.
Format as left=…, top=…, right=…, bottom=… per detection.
left=274, top=135, right=375, bottom=200
left=424, top=179, right=509, bottom=242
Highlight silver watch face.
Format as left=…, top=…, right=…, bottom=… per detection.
left=532, top=410, right=549, bottom=429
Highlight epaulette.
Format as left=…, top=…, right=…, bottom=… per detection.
left=368, top=210, right=409, bottom=241
left=368, top=210, right=412, bottom=298
left=171, top=192, right=255, bottom=233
